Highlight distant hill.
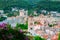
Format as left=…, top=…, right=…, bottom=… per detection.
left=36, top=1, right=60, bottom=12
left=0, top=0, right=60, bottom=12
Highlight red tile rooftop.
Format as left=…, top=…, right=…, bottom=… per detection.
left=43, top=34, right=48, bottom=39
left=51, top=35, right=58, bottom=40
left=35, top=30, right=43, bottom=34
left=54, top=25, right=60, bottom=28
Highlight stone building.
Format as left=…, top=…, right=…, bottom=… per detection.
left=7, top=9, right=28, bottom=27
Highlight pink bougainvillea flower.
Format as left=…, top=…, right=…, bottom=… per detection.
left=19, top=29, right=23, bottom=33
left=0, top=23, right=7, bottom=28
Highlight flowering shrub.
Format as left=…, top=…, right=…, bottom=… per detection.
left=0, top=23, right=29, bottom=40
left=0, top=23, right=46, bottom=40
left=0, top=23, right=7, bottom=29
left=0, top=27, right=29, bottom=40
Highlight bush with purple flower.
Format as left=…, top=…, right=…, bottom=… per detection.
left=0, top=23, right=7, bottom=29
left=0, top=23, right=29, bottom=40
left=0, top=27, right=29, bottom=40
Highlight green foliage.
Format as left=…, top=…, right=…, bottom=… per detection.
left=58, top=33, right=60, bottom=40
left=16, top=23, right=28, bottom=30
left=6, top=23, right=12, bottom=29
left=49, top=24, right=53, bottom=27
left=6, top=12, right=12, bottom=17
left=48, top=23, right=57, bottom=27
left=6, top=10, right=19, bottom=17
left=0, top=17, right=7, bottom=22
left=0, top=1, right=60, bottom=10
left=34, top=22, right=38, bottom=24
left=36, top=1, right=60, bottom=12
left=34, top=36, right=46, bottom=40
left=28, top=9, right=34, bottom=16
left=0, top=27, right=28, bottom=40
left=0, top=0, right=60, bottom=16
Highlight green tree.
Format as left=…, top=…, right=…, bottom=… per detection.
left=16, top=23, right=28, bottom=30
left=0, top=17, right=7, bottom=22
left=34, top=36, right=46, bottom=40
left=58, top=33, right=60, bottom=40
